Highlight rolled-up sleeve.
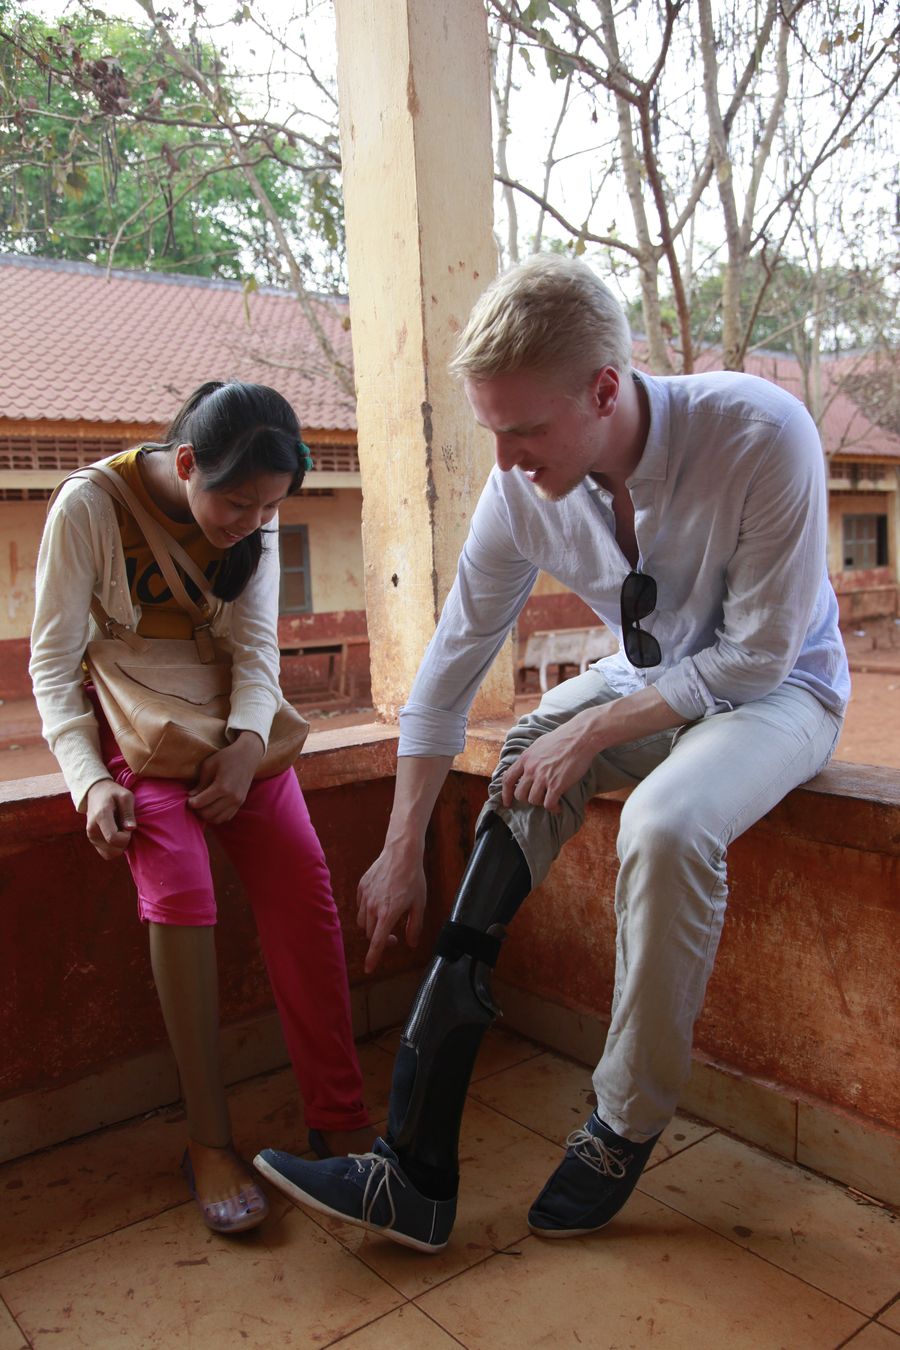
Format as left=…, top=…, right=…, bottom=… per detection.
left=399, top=475, right=538, bottom=757
left=654, top=405, right=828, bottom=719
left=226, top=524, right=283, bottom=746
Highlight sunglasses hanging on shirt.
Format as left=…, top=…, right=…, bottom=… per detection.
left=620, top=570, right=662, bottom=668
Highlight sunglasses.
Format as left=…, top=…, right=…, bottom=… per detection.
left=620, top=570, right=661, bottom=668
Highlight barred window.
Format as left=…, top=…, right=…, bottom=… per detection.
left=279, top=524, right=312, bottom=613
left=309, top=443, right=359, bottom=472
left=842, top=514, right=888, bottom=570
left=0, top=434, right=131, bottom=473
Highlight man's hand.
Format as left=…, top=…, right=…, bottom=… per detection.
left=357, top=843, right=427, bottom=975
left=355, top=753, right=453, bottom=974
left=187, top=731, right=264, bottom=824
left=501, top=687, right=688, bottom=814
left=501, top=709, right=602, bottom=813
left=86, top=779, right=136, bottom=859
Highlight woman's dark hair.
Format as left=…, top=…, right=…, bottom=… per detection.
left=152, top=380, right=308, bottom=601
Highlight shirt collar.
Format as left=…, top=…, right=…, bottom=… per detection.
left=583, top=370, right=670, bottom=497
left=627, top=370, right=669, bottom=483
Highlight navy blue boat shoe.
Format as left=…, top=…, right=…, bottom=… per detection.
left=254, top=1138, right=456, bottom=1253
left=528, top=1111, right=660, bottom=1237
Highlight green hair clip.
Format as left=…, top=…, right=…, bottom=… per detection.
left=298, top=440, right=314, bottom=473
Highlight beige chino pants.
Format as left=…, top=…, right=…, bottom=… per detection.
left=480, top=671, right=842, bottom=1141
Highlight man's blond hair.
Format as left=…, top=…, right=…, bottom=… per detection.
left=449, top=254, right=632, bottom=384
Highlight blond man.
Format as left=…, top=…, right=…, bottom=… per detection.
left=256, top=255, right=848, bottom=1251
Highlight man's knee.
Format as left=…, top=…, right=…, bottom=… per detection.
left=617, top=789, right=708, bottom=868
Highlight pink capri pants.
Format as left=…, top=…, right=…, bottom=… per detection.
left=93, top=694, right=369, bottom=1133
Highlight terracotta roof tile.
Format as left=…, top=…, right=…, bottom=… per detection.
left=0, top=254, right=357, bottom=433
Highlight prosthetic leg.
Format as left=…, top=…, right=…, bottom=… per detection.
left=386, top=811, right=532, bottom=1196
left=151, top=922, right=269, bottom=1232
left=149, top=921, right=231, bottom=1148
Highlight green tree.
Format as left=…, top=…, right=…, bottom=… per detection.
left=628, top=259, right=900, bottom=358
left=0, top=0, right=353, bottom=391
left=0, top=1, right=345, bottom=290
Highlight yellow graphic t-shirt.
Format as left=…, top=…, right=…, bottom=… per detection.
left=106, top=449, right=225, bottom=639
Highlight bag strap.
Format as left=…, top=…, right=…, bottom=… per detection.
left=88, top=595, right=149, bottom=652
left=52, top=462, right=220, bottom=662
left=81, top=465, right=215, bottom=612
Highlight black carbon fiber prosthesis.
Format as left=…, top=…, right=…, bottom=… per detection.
left=386, top=812, right=532, bottom=1190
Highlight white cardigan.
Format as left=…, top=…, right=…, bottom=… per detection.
left=29, top=467, right=284, bottom=811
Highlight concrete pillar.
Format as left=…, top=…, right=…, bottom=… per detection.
left=334, top=0, right=514, bottom=723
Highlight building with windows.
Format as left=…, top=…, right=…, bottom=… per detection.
left=733, top=348, right=900, bottom=624
left=0, top=253, right=367, bottom=699
left=1, top=252, right=898, bottom=698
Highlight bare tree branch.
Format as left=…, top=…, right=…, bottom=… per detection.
left=494, top=172, right=642, bottom=261
left=131, top=0, right=354, bottom=396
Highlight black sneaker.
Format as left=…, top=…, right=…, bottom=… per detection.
left=527, top=1111, right=660, bottom=1237
left=253, top=1137, right=456, bottom=1253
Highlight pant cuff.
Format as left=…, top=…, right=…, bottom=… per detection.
left=591, top=1093, right=670, bottom=1144
left=304, top=1107, right=372, bottom=1132
left=137, top=888, right=217, bottom=925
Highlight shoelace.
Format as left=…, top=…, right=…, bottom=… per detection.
left=564, top=1127, right=629, bottom=1179
left=349, top=1151, right=408, bottom=1229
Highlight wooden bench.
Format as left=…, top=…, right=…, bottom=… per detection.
left=518, top=625, right=618, bottom=692
left=279, top=634, right=369, bottom=701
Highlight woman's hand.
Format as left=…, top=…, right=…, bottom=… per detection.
left=85, top=779, right=137, bottom=859
left=187, top=731, right=265, bottom=824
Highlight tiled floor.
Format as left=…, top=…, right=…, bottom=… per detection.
left=1, top=1029, right=897, bottom=1349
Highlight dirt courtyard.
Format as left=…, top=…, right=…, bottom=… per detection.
left=828, top=669, right=900, bottom=768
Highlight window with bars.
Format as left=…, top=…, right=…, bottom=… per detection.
left=279, top=524, right=312, bottom=613
left=0, top=434, right=135, bottom=500
left=0, top=436, right=357, bottom=476
left=309, top=444, right=359, bottom=472
left=842, top=514, right=888, bottom=570
left=0, top=434, right=132, bottom=473
left=830, top=461, right=888, bottom=487
left=0, top=434, right=356, bottom=502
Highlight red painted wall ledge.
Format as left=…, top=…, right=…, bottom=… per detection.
left=1, top=724, right=898, bottom=1205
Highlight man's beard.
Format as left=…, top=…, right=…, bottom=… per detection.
left=532, top=475, right=579, bottom=504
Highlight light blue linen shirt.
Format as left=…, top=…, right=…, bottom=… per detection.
left=398, top=370, right=850, bottom=758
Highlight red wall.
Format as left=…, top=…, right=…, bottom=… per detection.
left=0, top=769, right=451, bottom=1101
left=0, top=638, right=31, bottom=701
left=2, top=738, right=898, bottom=1157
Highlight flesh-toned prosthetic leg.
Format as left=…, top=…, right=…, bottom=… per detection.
left=387, top=811, right=532, bottom=1196
left=148, top=921, right=231, bottom=1147
left=151, top=922, right=270, bottom=1231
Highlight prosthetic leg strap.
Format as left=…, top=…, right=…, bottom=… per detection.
left=434, top=919, right=502, bottom=968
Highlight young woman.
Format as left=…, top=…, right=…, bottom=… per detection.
left=30, top=381, right=371, bottom=1234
